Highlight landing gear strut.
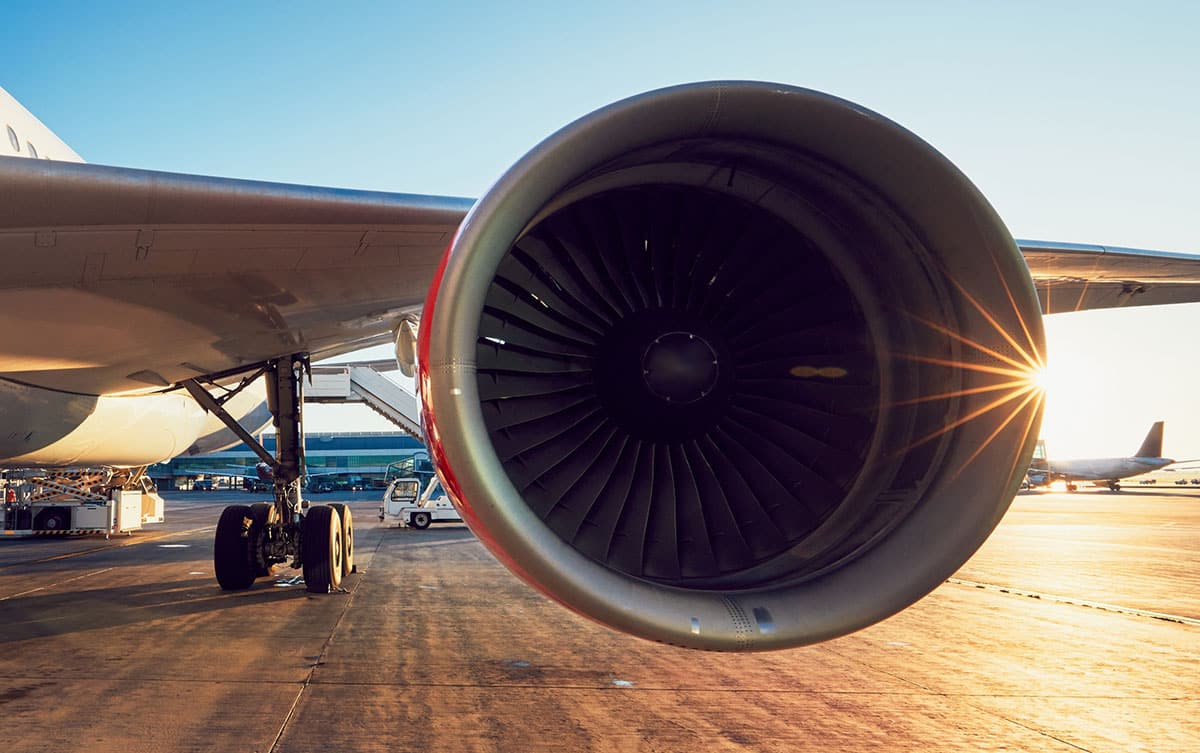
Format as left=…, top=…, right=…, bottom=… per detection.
left=186, top=354, right=354, bottom=594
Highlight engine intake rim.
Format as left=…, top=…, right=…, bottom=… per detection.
left=422, top=81, right=1044, bottom=650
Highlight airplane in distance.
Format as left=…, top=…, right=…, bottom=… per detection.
left=1027, top=421, right=1174, bottom=492
left=5, top=80, right=1200, bottom=653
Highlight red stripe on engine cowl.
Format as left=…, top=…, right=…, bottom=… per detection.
left=416, top=236, right=551, bottom=593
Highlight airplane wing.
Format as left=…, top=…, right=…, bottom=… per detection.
left=1019, top=240, right=1200, bottom=314
left=4, top=156, right=1199, bottom=398
left=0, top=157, right=472, bottom=395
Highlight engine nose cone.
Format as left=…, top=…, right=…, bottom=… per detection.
left=641, top=331, right=718, bottom=404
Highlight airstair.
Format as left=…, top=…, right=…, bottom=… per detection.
left=307, top=360, right=422, bottom=438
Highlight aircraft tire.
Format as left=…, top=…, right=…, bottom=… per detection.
left=215, top=505, right=256, bottom=591
left=302, top=505, right=343, bottom=593
left=248, top=502, right=274, bottom=578
left=410, top=511, right=432, bottom=530
left=329, top=502, right=355, bottom=576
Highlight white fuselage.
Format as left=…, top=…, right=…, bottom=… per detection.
left=1044, top=456, right=1174, bottom=482
left=0, top=377, right=268, bottom=467
left=1, top=86, right=83, bottom=163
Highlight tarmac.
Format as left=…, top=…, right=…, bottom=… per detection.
left=0, top=487, right=1196, bottom=752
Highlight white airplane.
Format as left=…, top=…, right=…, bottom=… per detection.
left=4, top=81, right=1200, bottom=652
left=1027, top=422, right=1174, bottom=491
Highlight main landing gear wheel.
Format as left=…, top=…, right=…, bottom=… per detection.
left=215, top=505, right=256, bottom=590
left=302, top=505, right=344, bottom=593
left=410, top=511, right=432, bottom=530
left=1108, top=481, right=1121, bottom=492
left=329, top=502, right=355, bottom=576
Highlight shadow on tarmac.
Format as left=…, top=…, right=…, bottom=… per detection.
left=0, top=515, right=477, bottom=644
left=0, top=574, right=316, bottom=643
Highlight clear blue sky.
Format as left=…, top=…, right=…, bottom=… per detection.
left=2, top=2, right=1197, bottom=458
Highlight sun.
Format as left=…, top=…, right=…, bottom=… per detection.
left=1030, top=364, right=1056, bottom=396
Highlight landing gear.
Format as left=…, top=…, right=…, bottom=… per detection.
left=301, top=505, right=343, bottom=593
left=214, top=504, right=256, bottom=590
left=1107, top=480, right=1122, bottom=492
left=188, top=354, right=354, bottom=595
left=329, top=502, right=355, bottom=576
left=1066, top=482, right=1078, bottom=492
left=248, top=502, right=276, bottom=577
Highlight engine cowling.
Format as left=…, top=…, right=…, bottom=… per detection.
left=419, top=81, right=1045, bottom=650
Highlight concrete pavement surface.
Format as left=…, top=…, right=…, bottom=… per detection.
left=0, top=488, right=1196, bottom=752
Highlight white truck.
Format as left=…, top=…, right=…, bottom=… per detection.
left=380, top=475, right=459, bottom=529
left=2, top=468, right=165, bottom=538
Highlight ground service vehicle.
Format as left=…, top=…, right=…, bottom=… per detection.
left=2, top=468, right=164, bottom=537
left=381, top=476, right=458, bottom=529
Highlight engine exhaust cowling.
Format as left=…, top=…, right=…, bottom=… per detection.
left=420, top=82, right=1044, bottom=650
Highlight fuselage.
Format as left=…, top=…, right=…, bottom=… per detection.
left=1041, top=456, right=1174, bottom=482
left=0, top=376, right=269, bottom=467
left=1, top=86, right=83, bottom=163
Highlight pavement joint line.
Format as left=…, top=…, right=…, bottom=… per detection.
left=933, top=679, right=1105, bottom=752
left=266, top=527, right=380, bottom=753
left=827, top=644, right=1104, bottom=753
left=958, top=697, right=1095, bottom=752
left=0, top=567, right=114, bottom=601
left=0, top=673, right=1188, bottom=699
left=947, top=577, right=1200, bottom=626
left=819, top=645, right=938, bottom=693
left=0, top=525, right=216, bottom=571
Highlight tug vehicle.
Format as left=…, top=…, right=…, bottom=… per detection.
left=380, top=475, right=458, bottom=529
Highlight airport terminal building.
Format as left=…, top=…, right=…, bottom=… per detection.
left=150, top=432, right=426, bottom=490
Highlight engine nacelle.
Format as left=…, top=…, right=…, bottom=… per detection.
left=419, top=82, right=1044, bottom=650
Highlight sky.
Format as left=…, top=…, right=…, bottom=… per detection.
left=2, top=1, right=1197, bottom=459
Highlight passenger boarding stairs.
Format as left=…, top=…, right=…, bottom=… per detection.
left=307, top=360, right=422, bottom=438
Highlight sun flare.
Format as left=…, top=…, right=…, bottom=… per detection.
left=887, top=262, right=1049, bottom=481
left=1031, top=365, right=1054, bottom=395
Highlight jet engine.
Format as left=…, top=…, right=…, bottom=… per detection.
left=419, top=82, right=1045, bottom=650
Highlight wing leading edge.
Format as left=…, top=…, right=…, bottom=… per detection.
left=1019, top=240, right=1200, bottom=314
left=2, top=156, right=1197, bottom=397
left=0, top=156, right=472, bottom=395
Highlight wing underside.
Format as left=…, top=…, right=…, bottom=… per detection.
left=0, top=157, right=471, bottom=395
